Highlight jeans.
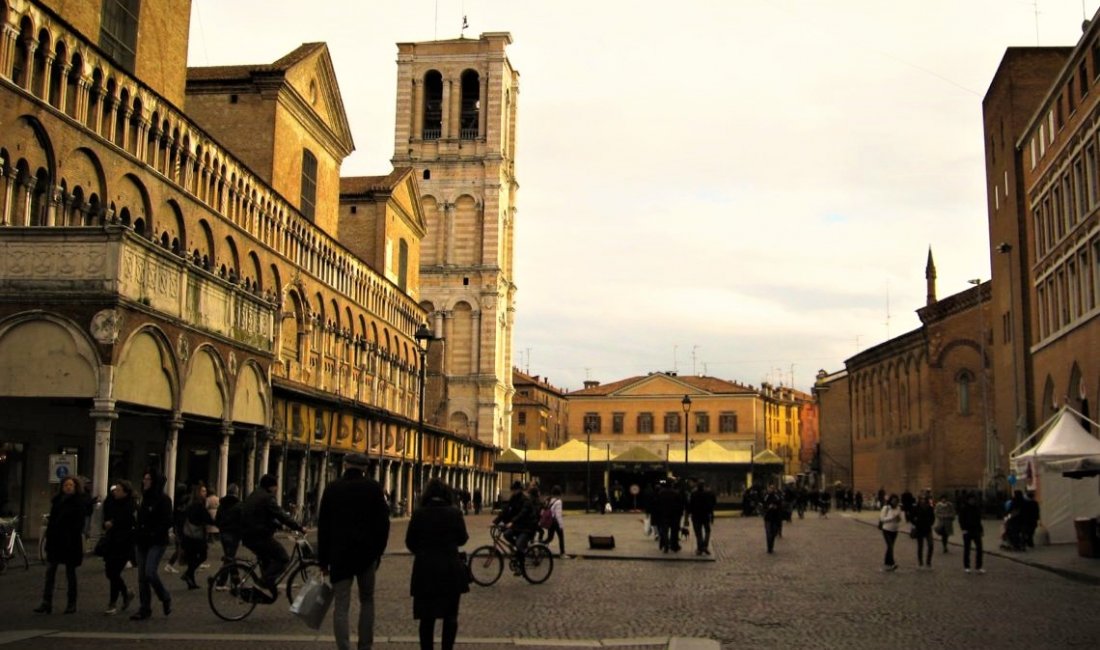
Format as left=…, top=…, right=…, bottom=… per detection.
left=105, top=554, right=130, bottom=604
left=963, top=531, right=983, bottom=570
left=692, top=517, right=711, bottom=553
left=542, top=521, right=565, bottom=556
left=882, top=530, right=898, bottom=566
left=333, top=563, right=377, bottom=650
left=135, top=544, right=170, bottom=613
left=42, top=561, right=77, bottom=607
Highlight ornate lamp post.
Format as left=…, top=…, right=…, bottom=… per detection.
left=681, top=395, right=692, bottom=475
left=414, top=323, right=433, bottom=504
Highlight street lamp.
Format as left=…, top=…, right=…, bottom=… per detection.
left=681, top=395, right=692, bottom=475
left=414, top=323, right=433, bottom=504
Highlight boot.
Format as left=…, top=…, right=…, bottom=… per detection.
left=33, top=603, right=51, bottom=614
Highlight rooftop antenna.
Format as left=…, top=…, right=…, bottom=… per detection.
left=673, top=345, right=678, bottom=374
left=691, top=345, right=700, bottom=376
left=1033, top=0, right=1041, bottom=45
left=885, top=279, right=892, bottom=340
left=434, top=0, right=438, bottom=40
left=525, top=347, right=531, bottom=374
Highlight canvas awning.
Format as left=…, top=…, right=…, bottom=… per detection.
left=1049, top=455, right=1100, bottom=479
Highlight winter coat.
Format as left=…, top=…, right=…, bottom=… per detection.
left=240, top=488, right=301, bottom=543
left=909, top=502, right=936, bottom=535
left=494, top=490, right=537, bottom=532
left=100, top=494, right=136, bottom=560
left=214, top=494, right=242, bottom=536
left=688, top=487, right=717, bottom=523
left=44, top=491, right=87, bottom=566
left=934, top=501, right=956, bottom=536
left=405, top=498, right=469, bottom=598
left=879, top=505, right=903, bottom=533
left=654, top=486, right=686, bottom=527
left=134, top=475, right=173, bottom=549
left=957, top=502, right=984, bottom=535
left=762, top=491, right=786, bottom=524
left=317, top=471, right=390, bottom=583
left=183, top=498, right=215, bottom=540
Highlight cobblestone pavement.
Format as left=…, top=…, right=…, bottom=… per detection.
left=1, top=511, right=1098, bottom=649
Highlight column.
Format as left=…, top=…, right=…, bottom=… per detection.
left=441, top=79, right=452, bottom=139
left=443, top=203, right=455, bottom=263
left=244, top=431, right=257, bottom=495
left=218, top=422, right=232, bottom=498
left=165, top=415, right=183, bottom=504
left=21, top=39, right=37, bottom=92
left=276, top=444, right=287, bottom=506
left=411, top=79, right=423, bottom=139
left=1, top=166, right=12, bottom=226
left=0, top=25, right=17, bottom=78
left=44, top=186, right=61, bottom=226
left=259, top=429, right=272, bottom=481
left=470, top=310, right=482, bottom=376
left=57, top=63, right=71, bottom=114
left=89, top=399, right=117, bottom=499
left=40, top=53, right=55, bottom=104
left=479, top=69, right=489, bottom=139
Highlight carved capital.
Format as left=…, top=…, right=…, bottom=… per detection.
left=90, top=309, right=122, bottom=344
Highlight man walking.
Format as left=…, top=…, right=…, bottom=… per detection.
left=688, top=479, right=716, bottom=555
left=654, top=480, right=685, bottom=553
left=762, top=484, right=785, bottom=554
left=318, top=454, right=390, bottom=650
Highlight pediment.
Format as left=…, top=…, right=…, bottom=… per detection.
left=615, top=374, right=702, bottom=397
left=391, top=170, right=426, bottom=237
left=279, top=44, right=355, bottom=156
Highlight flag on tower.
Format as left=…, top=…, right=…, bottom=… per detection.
left=463, top=15, right=469, bottom=29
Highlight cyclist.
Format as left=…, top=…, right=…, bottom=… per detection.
left=492, top=481, right=537, bottom=570
left=240, top=474, right=305, bottom=602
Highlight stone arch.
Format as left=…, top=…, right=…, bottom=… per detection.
left=231, top=360, right=268, bottom=426
left=449, top=301, right=473, bottom=374
left=117, top=173, right=152, bottom=236
left=61, top=147, right=107, bottom=219
left=1068, top=363, right=1085, bottom=414
left=163, top=199, right=186, bottom=255
left=422, top=69, right=443, bottom=139
left=451, top=194, right=481, bottom=265
left=459, top=68, right=480, bottom=138
left=115, top=326, right=177, bottom=410
left=247, top=251, right=263, bottom=292
left=0, top=312, right=98, bottom=398
left=181, top=345, right=228, bottom=420
left=195, top=219, right=215, bottom=270
left=222, top=235, right=240, bottom=282
left=448, top=410, right=472, bottom=437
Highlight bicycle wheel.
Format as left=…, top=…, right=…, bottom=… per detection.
left=285, top=561, right=320, bottom=604
left=520, top=544, right=553, bottom=584
left=208, top=562, right=260, bottom=621
left=467, top=545, right=503, bottom=586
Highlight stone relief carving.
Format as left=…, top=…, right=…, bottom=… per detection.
left=176, top=333, right=190, bottom=363
left=228, top=352, right=238, bottom=377
left=89, top=309, right=122, bottom=344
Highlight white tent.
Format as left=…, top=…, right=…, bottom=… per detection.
left=1010, top=407, right=1100, bottom=543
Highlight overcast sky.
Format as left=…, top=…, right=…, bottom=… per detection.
left=189, top=0, right=1098, bottom=393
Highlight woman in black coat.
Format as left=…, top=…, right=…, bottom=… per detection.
left=405, top=479, right=469, bottom=650
left=131, top=469, right=173, bottom=620
left=35, top=475, right=87, bottom=614
left=180, top=482, right=214, bottom=589
left=101, top=480, right=137, bottom=614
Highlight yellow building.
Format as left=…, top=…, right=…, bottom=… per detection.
left=510, top=368, right=569, bottom=451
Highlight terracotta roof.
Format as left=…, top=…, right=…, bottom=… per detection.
left=511, top=393, right=543, bottom=407
left=340, top=168, right=412, bottom=197
left=567, top=374, right=756, bottom=397
left=187, top=43, right=326, bottom=82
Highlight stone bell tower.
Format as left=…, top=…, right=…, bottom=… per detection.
left=392, top=32, right=519, bottom=450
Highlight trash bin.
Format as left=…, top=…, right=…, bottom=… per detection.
left=1074, top=517, right=1100, bottom=558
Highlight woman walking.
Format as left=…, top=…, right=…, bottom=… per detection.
left=101, top=480, right=136, bottom=614
left=879, top=494, right=903, bottom=572
left=958, top=493, right=985, bottom=574
left=405, top=479, right=469, bottom=650
left=933, top=494, right=957, bottom=553
left=909, top=494, right=936, bottom=568
left=541, top=486, right=566, bottom=557
left=132, top=469, right=173, bottom=620
left=180, top=483, right=214, bottom=590
left=34, top=476, right=87, bottom=614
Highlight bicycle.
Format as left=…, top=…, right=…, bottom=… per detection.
left=207, top=530, right=320, bottom=621
left=0, top=516, right=30, bottom=573
left=467, top=525, right=554, bottom=586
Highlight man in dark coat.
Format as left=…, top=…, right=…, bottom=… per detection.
left=318, top=454, right=390, bottom=650
left=762, top=484, right=785, bottom=554
left=494, top=480, right=537, bottom=558
left=241, top=474, right=304, bottom=601
left=688, top=479, right=717, bottom=555
left=35, top=475, right=87, bottom=614
left=654, top=480, right=685, bottom=553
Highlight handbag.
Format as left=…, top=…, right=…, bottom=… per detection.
left=183, top=519, right=205, bottom=540
left=289, top=575, right=334, bottom=629
left=457, top=551, right=473, bottom=588
left=93, top=535, right=110, bottom=557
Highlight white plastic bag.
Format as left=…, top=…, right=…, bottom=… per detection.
left=289, top=574, right=333, bottom=629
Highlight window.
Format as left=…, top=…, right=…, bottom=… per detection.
left=719, top=412, right=738, bottom=433
left=518, top=412, right=527, bottom=426
left=612, top=413, right=624, bottom=434
left=460, top=69, right=480, bottom=139
left=663, top=412, right=681, bottom=434
left=957, top=371, right=973, bottom=415
left=1067, top=79, right=1076, bottom=113
left=1056, top=97, right=1065, bottom=129
left=695, top=412, right=710, bottom=434
left=1080, top=61, right=1089, bottom=98
left=583, top=412, right=601, bottom=434
left=637, top=412, right=654, bottom=434
left=397, top=239, right=409, bottom=291
left=1075, top=158, right=1087, bottom=220
left=422, top=71, right=443, bottom=140
left=300, top=149, right=317, bottom=220
left=100, top=0, right=140, bottom=72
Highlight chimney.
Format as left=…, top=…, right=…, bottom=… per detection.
left=583, top=380, right=600, bottom=389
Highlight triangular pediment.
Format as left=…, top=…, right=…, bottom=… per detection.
left=615, top=374, right=705, bottom=397
left=278, top=43, right=355, bottom=157
left=391, top=170, right=426, bottom=237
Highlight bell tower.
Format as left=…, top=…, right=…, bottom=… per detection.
left=392, top=33, right=519, bottom=450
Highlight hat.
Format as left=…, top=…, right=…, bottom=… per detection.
left=344, top=453, right=369, bottom=468
left=259, top=474, right=277, bottom=490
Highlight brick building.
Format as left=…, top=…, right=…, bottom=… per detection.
left=510, top=368, right=569, bottom=451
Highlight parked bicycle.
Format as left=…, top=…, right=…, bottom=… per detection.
left=0, top=516, right=30, bottom=573
left=467, top=524, right=553, bottom=586
left=207, top=530, right=320, bottom=621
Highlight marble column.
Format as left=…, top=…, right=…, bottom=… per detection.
left=218, top=422, right=232, bottom=498
left=89, top=399, right=117, bottom=500
left=165, top=415, right=183, bottom=504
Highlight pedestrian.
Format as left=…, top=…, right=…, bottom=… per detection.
left=405, top=479, right=469, bottom=650
left=654, top=480, right=684, bottom=553
left=101, top=480, right=136, bottom=615
left=131, top=469, right=173, bottom=620
left=688, top=479, right=716, bottom=555
left=205, top=488, right=220, bottom=542
left=180, top=482, right=214, bottom=590
left=34, top=475, right=87, bottom=614
left=472, top=488, right=482, bottom=515
left=958, top=493, right=985, bottom=574
left=762, top=484, right=784, bottom=554
left=164, top=481, right=187, bottom=574
left=241, top=474, right=305, bottom=602
left=933, top=493, right=956, bottom=553
left=541, top=485, right=566, bottom=557
left=1021, top=490, right=1040, bottom=548
left=215, top=484, right=242, bottom=568
left=909, top=494, right=935, bottom=568
left=318, top=453, right=390, bottom=650
left=879, top=494, right=903, bottom=572
left=493, top=481, right=537, bottom=562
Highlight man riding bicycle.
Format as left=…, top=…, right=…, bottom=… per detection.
left=240, top=474, right=304, bottom=602
left=493, top=481, right=537, bottom=565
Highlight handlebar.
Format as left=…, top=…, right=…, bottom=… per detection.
left=0, top=515, right=19, bottom=527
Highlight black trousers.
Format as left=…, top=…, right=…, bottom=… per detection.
left=243, top=536, right=288, bottom=593
left=42, top=561, right=78, bottom=607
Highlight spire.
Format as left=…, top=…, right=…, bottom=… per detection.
left=925, top=247, right=937, bottom=305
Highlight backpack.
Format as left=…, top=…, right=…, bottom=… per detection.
left=538, top=500, right=555, bottom=529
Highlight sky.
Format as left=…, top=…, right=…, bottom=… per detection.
left=188, top=0, right=1100, bottom=393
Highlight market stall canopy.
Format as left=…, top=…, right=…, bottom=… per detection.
left=753, top=448, right=785, bottom=465
left=612, top=446, right=664, bottom=463
left=667, top=440, right=753, bottom=464
left=1049, top=455, right=1100, bottom=479
left=1012, top=407, right=1100, bottom=461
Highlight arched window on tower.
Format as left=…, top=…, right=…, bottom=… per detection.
left=956, top=370, right=973, bottom=416
left=460, top=69, right=480, bottom=139
left=422, top=71, right=443, bottom=140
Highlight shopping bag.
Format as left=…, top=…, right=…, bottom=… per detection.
left=289, top=574, right=333, bottom=629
